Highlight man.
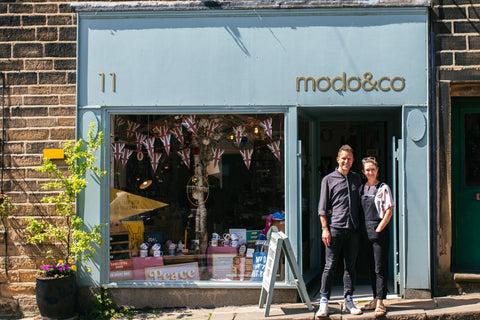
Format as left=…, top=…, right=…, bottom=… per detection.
left=316, top=145, right=362, bottom=318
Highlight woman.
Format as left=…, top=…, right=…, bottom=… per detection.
left=359, top=157, right=394, bottom=317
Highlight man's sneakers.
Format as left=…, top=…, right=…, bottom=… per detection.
left=344, top=295, right=363, bottom=315
left=315, top=297, right=328, bottom=318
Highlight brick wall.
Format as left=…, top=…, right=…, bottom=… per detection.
left=433, top=0, right=480, bottom=295
left=0, top=0, right=77, bottom=315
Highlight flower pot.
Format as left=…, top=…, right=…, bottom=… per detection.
left=36, top=274, right=77, bottom=319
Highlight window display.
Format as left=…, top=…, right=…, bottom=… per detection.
left=109, top=113, right=285, bottom=282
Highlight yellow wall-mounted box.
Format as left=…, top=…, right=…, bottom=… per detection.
left=43, top=149, right=64, bottom=159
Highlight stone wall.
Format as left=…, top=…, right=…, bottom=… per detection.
left=432, top=0, right=480, bottom=295
left=0, top=0, right=76, bottom=316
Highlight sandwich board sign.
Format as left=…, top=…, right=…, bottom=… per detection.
left=258, top=231, right=313, bottom=316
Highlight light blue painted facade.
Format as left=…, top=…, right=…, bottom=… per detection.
left=76, top=4, right=431, bottom=296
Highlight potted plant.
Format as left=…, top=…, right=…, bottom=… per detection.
left=24, top=123, right=106, bottom=319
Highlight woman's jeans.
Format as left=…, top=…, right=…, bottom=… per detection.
left=320, top=227, right=360, bottom=299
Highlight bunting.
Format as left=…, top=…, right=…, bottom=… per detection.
left=153, top=125, right=168, bottom=137
left=178, top=148, right=191, bottom=169
left=233, top=126, right=245, bottom=147
left=260, top=117, right=273, bottom=139
left=127, top=121, right=141, bottom=140
left=136, top=132, right=147, bottom=152
left=212, top=147, right=224, bottom=168
left=111, top=143, right=125, bottom=164
left=116, top=117, right=125, bottom=128
left=239, top=149, right=254, bottom=170
left=182, top=116, right=197, bottom=135
left=159, top=134, right=172, bottom=156
left=171, top=126, right=185, bottom=146
left=267, top=140, right=281, bottom=162
left=142, top=137, right=156, bottom=159
left=120, top=148, right=133, bottom=168
left=205, top=120, right=219, bottom=140
left=150, top=152, right=162, bottom=172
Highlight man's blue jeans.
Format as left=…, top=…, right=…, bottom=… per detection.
left=320, top=227, right=360, bottom=299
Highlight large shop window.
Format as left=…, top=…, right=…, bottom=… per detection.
left=109, top=113, right=285, bottom=282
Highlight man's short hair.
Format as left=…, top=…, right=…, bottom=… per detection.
left=338, top=145, right=354, bottom=156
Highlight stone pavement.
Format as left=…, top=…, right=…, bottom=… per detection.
left=19, top=292, right=480, bottom=320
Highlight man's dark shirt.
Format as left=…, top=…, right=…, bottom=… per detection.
left=318, top=169, right=361, bottom=229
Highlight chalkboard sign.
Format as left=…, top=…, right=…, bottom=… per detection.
left=258, top=231, right=312, bottom=317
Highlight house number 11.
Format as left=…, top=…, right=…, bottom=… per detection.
left=98, top=72, right=116, bottom=92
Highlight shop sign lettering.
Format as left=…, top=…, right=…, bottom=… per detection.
left=296, top=72, right=405, bottom=92
left=145, top=262, right=199, bottom=281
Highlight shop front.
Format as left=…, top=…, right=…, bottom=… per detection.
left=74, top=1, right=431, bottom=307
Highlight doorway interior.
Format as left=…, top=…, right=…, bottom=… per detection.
left=299, top=106, right=401, bottom=298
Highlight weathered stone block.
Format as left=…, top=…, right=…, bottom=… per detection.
left=434, top=6, right=467, bottom=20
left=0, top=28, right=35, bottom=42
left=28, top=85, right=51, bottom=95
left=54, top=59, right=76, bottom=70
left=7, top=73, right=37, bottom=86
left=11, top=155, right=43, bottom=167
left=58, top=117, right=75, bottom=127
left=468, top=35, right=480, bottom=50
left=22, top=15, right=46, bottom=26
left=25, top=59, right=53, bottom=71
left=13, top=43, right=43, bottom=58
left=67, top=72, right=76, bottom=84
left=47, top=15, right=73, bottom=26
left=8, top=3, right=33, bottom=14
left=60, top=95, right=75, bottom=105
left=454, top=21, right=480, bottom=34
left=39, top=72, right=67, bottom=85
left=45, top=42, right=75, bottom=57
left=34, top=3, right=58, bottom=14
left=8, top=128, right=49, bottom=141
left=0, top=16, right=20, bottom=27
left=0, top=44, right=11, bottom=59
left=25, top=140, right=61, bottom=153
left=468, top=6, right=480, bottom=20
left=0, top=60, right=23, bottom=71
left=436, top=35, right=467, bottom=51
left=50, top=128, right=75, bottom=140
left=59, top=3, right=73, bottom=14
left=48, top=105, right=75, bottom=117
left=59, top=27, right=76, bottom=41
left=455, top=52, right=480, bottom=65
left=24, top=95, right=59, bottom=106
left=11, top=106, right=48, bottom=117
left=0, top=283, right=35, bottom=297
left=51, top=85, right=75, bottom=94
left=436, top=52, right=453, bottom=66
left=36, top=27, right=57, bottom=41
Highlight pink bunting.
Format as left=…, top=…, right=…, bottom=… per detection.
left=178, top=148, right=191, bottom=169
left=171, top=126, right=184, bottom=146
left=212, top=147, right=224, bottom=168
left=267, top=140, right=281, bottom=162
left=260, top=117, right=273, bottom=139
left=159, top=134, right=172, bottom=156
left=233, top=126, right=245, bottom=147
left=182, top=116, right=197, bottom=135
left=127, top=121, right=140, bottom=140
left=150, top=152, right=162, bottom=172
left=111, top=143, right=125, bottom=164
left=120, top=149, right=133, bottom=168
left=239, top=149, right=254, bottom=170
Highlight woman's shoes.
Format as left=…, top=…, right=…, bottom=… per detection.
left=361, top=299, right=377, bottom=311
left=374, top=304, right=387, bottom=317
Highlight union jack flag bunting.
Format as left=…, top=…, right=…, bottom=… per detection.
left=120, top=148, right=133, bottom=168
left=233, top=126, right=245, bottom=147
left=212, top=147, right=224, bottom=168
left=178, top=148, right=191, bottom=169
left=111, top=143, right=125, bottom=164
left=142, top=137, right=156, bottom=159
left=205, top=120, right=219, bottom=140
left=260, top=117, right=273, bottom=139
left=159, top=134, right=172, bottom=156
left=127, top=120, right=140, bottom=140
left=182, top=116, right=197, bottom=135
left=267, top=140, right=282, bottom=162
left=150, top=152, right=162, bottom=172
left=116, top=117, right=125, bottom=128
left=153, top=125, right=168, bottom=137
left=171, top=125, right=184, bottom=146
left=136, top=132, right=147, bottom=152
left=240, top=149, right=254, bottom=170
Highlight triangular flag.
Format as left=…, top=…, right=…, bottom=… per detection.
left=150, top=152, right=162, bottom=172
left=159, top=134, right=172, bottom=156
left=267, top=140, right=281, bottom=162
left=239, top=149, right=254, bottom=169
left=233, top=126, right=245, bottom=147
left=212, top=147, right=224, bottom=168
left=120, top=148, right=133, bottom=168
left=178, top=148, right=191, bottom=169
left=260, top=117, right=273, bottom=139
left=111, top=143, right=125, bottom=164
